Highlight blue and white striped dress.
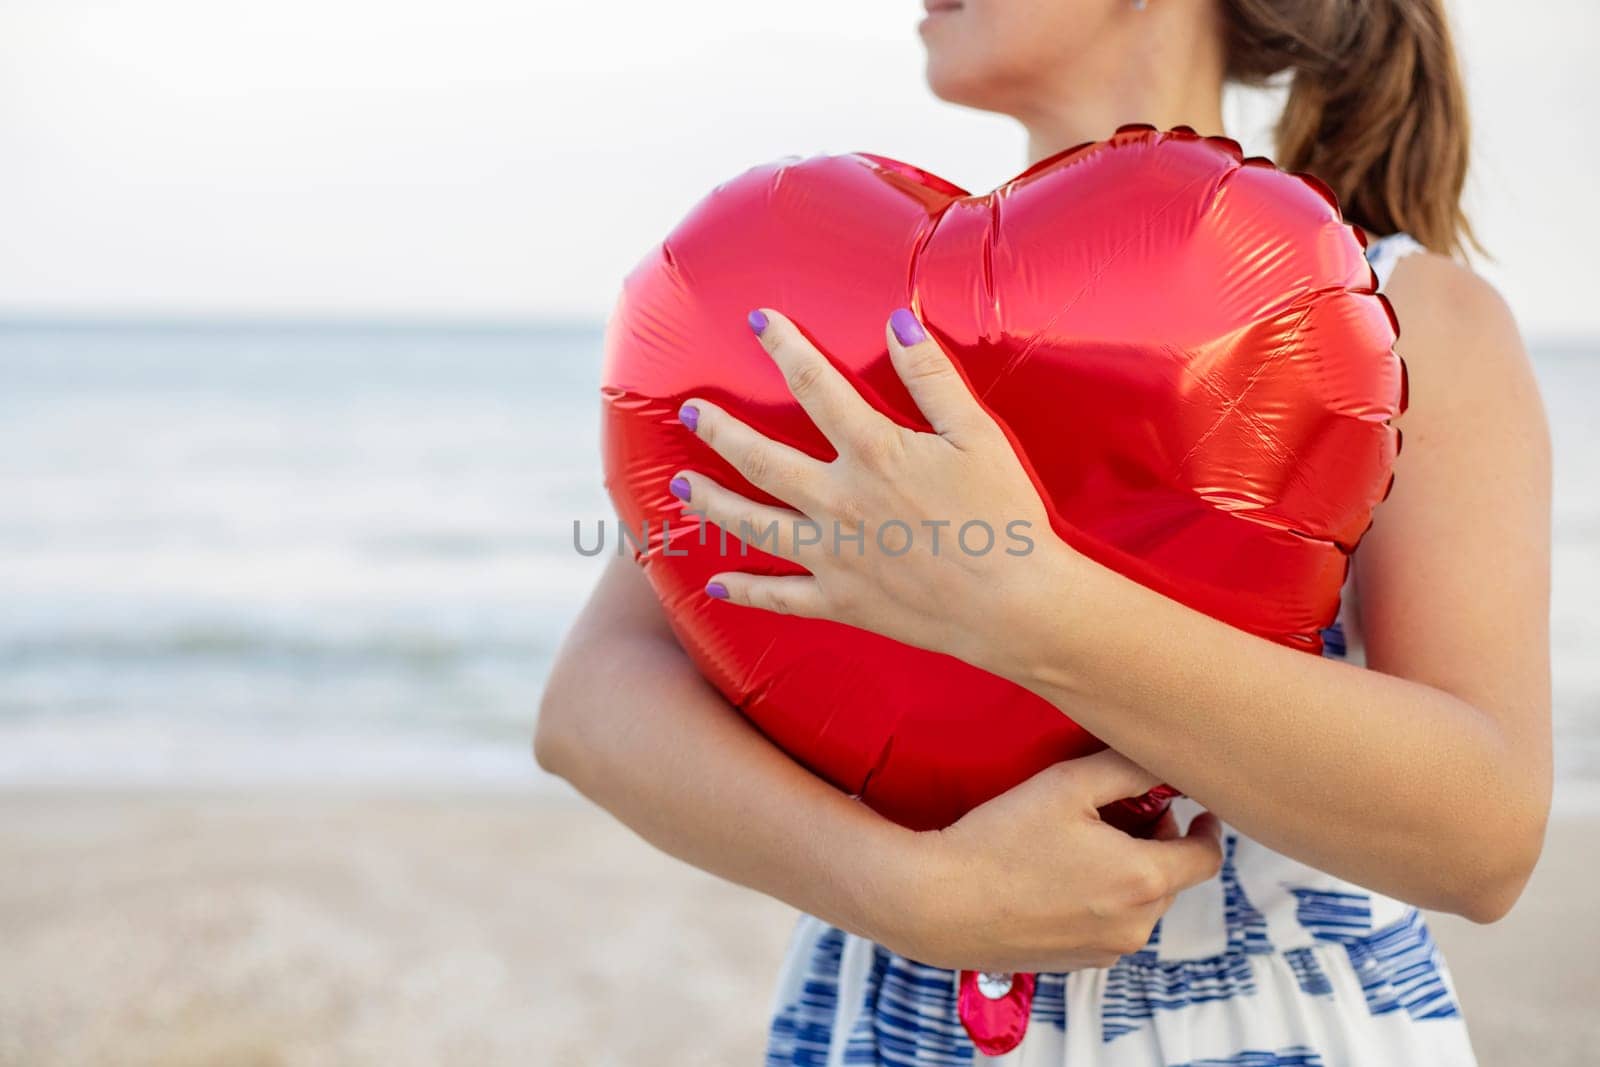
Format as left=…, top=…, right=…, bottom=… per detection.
left=763, top=234, right=1481, bottom=1067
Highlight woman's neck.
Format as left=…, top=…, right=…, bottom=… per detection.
left=1016, top=8, right=1229, bottom=165
left=1023, top=97, right=1227, bottom=165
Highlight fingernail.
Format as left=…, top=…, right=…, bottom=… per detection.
left=889, top=307, right=926, bottom=346
left=705, top=581, right=729, bottom=599
left=747, top=309, right=769, bottom=336
left=669, top=476, right=691, bottom=502
left=678, top=404, right=699, bottom=431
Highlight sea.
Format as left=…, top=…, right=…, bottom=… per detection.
left=1, top=320, right=1595, bottom=804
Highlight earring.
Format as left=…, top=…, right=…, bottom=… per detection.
left=1133, top=0, right=1148, bottom=8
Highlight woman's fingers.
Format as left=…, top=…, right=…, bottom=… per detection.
left=669, top=471, right=817, bottom=561
left=1059, top=749, right=1166, bottom=810
left=750, top=309, right=892, bottom=456
left=1138, top=811, right=1225, bottom=895
left=701, top=573, right=826, bottom=619
left=679, top=397, right=827, bottom=508
left=1048, top=751, right=1221, bottom=902
left=884, top=308, right=992, bottom=447
left=748, top=306, right=994, bottom=454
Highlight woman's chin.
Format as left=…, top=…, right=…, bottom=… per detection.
left=928, top=56, right=985, bottom=110
left=923, top=61, right=1007, bottom=114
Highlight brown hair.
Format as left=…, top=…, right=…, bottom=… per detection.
left=1221, top=0, right=1476, bottom=256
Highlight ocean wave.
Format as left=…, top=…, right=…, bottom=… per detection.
left=0, top=626, right=553, bottom=669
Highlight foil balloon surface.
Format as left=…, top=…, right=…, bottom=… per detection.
left=599, top=125, right=1404, bottom=834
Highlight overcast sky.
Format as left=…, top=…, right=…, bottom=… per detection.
left=1, top=1, right=1594, bottom=337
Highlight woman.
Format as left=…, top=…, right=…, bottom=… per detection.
left=537, top=0, right=1551, bottom=1063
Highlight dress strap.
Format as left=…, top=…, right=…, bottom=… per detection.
left=1365, top=233, right=1425, bottom=292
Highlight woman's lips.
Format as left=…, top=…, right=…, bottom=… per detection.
left=921, top=0, right=963, bottom=29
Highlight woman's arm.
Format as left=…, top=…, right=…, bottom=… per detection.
left=671, top=270, right=1551, bottom=923
left=535, top=554, right=908, bottom=942
left=997, top=257, right=1551, bottom=922
left=535, top=555, right=1224, bottom=972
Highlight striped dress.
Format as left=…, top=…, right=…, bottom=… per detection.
left=763, top=234, right=1481, bottom=1067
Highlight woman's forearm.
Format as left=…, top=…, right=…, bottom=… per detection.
left=535, top=560, right=910, bottom=943
left=996, top=544, right=1548, bottom=920
left=541, top=559, right=1249, bottom=973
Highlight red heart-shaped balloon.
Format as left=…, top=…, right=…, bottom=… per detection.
left=599, top=126, right=1403, bottom=832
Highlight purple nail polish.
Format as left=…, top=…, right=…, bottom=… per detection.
left=747, top=309, right=769, bottom=336
left=889, top=308, right=926, bottom=346
left=669, top=476, right=691, bottom=502
left=678, top=404, right=699, bottom=431
left=705, top=581, right=729, bottom=600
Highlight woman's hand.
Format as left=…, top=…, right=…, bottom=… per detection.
left=874, top=749, right=1222, bottom=973
left=541, top=561, right=1217, bottom=974
left=672, top=306, right=1069, bottom=675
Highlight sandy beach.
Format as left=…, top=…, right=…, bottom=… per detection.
left=0, top=789, right=1592, bottom=1067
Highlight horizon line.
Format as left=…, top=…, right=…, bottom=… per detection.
left=0, top=310, right=605, bottom=334
left=1, top=310, right=1597, bottom=352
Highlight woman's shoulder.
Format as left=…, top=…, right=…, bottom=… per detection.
left=1382, top=245, right=1515, bottom=341
left=1376, top=244, right=1535, bottom=427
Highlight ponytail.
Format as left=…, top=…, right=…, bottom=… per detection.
left=1222, top=0, right=1476, bottom=256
